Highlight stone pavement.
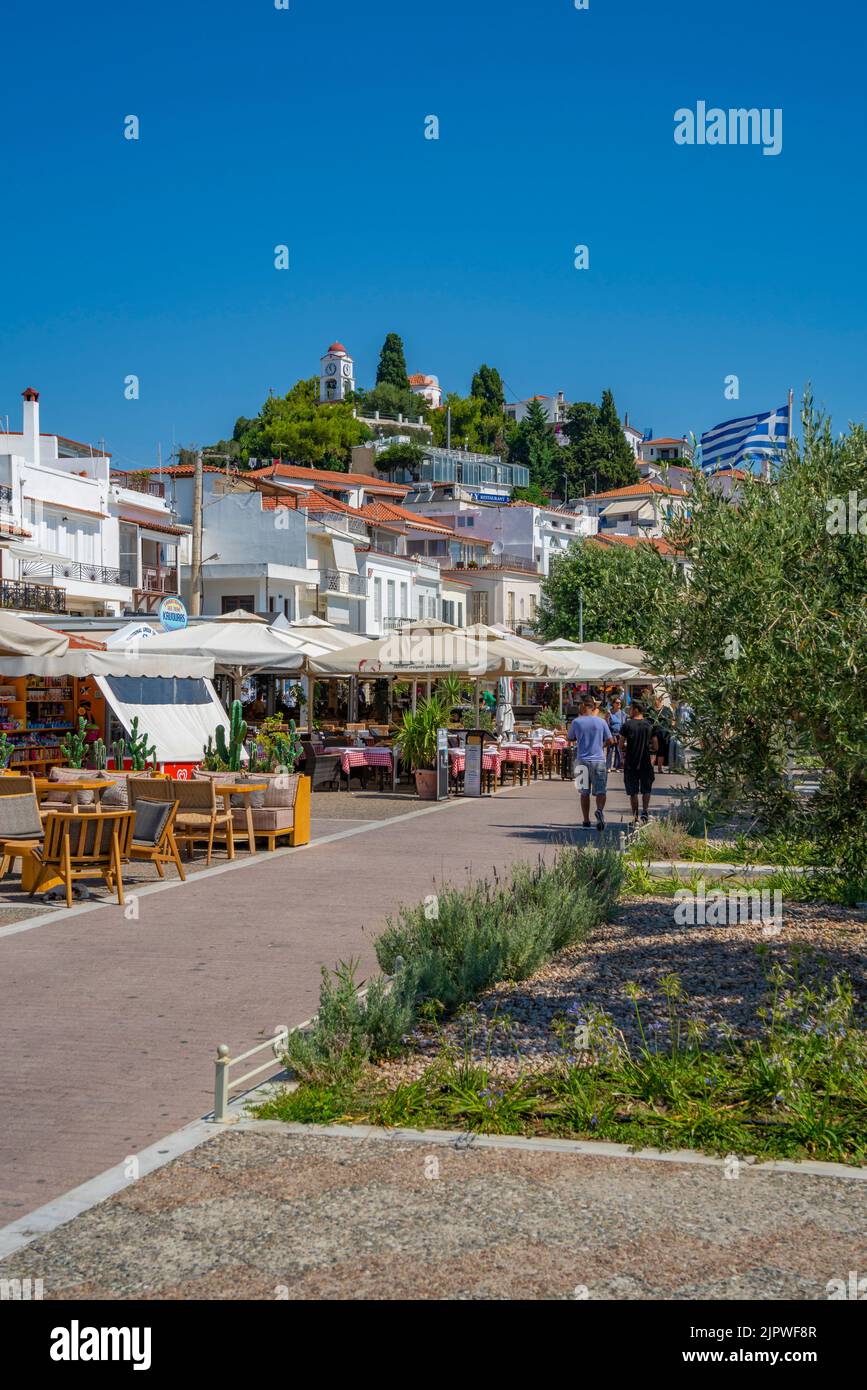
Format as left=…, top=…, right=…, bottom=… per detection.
left=1, top=771, right=685, bottom=1226
left=3, top=1125, right=864, bottom=1300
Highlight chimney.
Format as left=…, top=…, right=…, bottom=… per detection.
left=22, top=387, right=40, bottom=466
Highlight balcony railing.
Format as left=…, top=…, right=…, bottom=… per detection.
left=22, top=560, right=131, bottom=587
left=324, top=568, right=367, bottom=597
left=0, top=580, right=67, bottom=613
left=140, top=569, right=178, bottom=594
left=111, top=471, right=166, bottom=499
left=444, top=556, right=540, bottom=574
left=306, top=510, right=368, bottom=536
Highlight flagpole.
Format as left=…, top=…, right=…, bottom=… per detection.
left=787, top=387, right=794, bottom=451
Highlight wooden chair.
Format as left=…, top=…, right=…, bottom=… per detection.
left=28, top=810, right=135, bottom=908
left=127, top=780, right=186, bottom=881
left=0, top=786, right=45, bottom=881
left=171, top=777, right=232, bottom=864
left=0, top=772, right=36, bottom=796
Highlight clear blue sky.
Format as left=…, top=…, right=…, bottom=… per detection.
left=2, top=0, right=865, bottom=467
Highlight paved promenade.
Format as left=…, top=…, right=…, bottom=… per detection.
left=1, top=772, right=685, bottom=1225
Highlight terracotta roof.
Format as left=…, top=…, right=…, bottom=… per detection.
left=642, top=438, right=690, bottom=447
left=0, top=523, right=32, bottom=539
left=710, top=467, right=748, bottom=480
left=118, top=515, right=188, bottom=536
left=261, top=489, right=363, bottom=518
left=587, top=482, right=688, bottom=501
left=150, top=464, right=224, bottom=477
left=248, top=461, right=408, bottom=495
left=589, top=533, right=681, bottom=557
left=359, top=502, right=456, bottom=534
left=327, top=342, right=347, bottom=354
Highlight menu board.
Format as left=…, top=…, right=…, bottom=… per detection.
left=464, top=732, right=484, bottom=797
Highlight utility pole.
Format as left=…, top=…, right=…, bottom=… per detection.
left=579, top=587, right=584, bottom=644
left=190, top=449, right=203, bottom=615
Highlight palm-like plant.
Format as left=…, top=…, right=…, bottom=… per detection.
left=436, top=674, right=468, bottom=716
left=396, top=696, right=448, bottom=771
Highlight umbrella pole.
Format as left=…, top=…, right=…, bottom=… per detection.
left=475, top=678, right=480, bottom=724
left=411, top=680, right=417, bottom=713
left=426, top=675, right=431, bottom=701
left=558, top=681, right=563, bottom=717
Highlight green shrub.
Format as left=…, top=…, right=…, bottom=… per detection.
left=278, top=847, right=622, bottom=1087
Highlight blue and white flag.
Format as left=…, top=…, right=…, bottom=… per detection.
left=700, top=405, right=790, bottom=474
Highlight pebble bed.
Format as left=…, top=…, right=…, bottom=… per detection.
left=378, top=896, right=867, bottom=1083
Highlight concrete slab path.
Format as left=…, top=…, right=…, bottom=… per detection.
left=0, top=772, right=687, bottom=1224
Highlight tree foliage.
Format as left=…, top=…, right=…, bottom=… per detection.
left=225, top=378, right=370, bottom=470
left=375, top=332, right=410, bottom=391
left=507, top=398, right=562, bottom=493
left=642, top=398, right=867, bottom=876
left=538, top=537, right=681, bottom=646
left=562, top=390, right=639, bottom=494
left=470, top=363, right=505, bottom=412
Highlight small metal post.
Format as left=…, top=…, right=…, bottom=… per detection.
left=214, top=1043, right=231, bottom=1122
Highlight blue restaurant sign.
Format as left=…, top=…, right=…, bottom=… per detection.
left=159, top=595, right=188, bottom=632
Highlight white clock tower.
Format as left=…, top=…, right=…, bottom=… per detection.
left=319, top=341, right=355, bottom=403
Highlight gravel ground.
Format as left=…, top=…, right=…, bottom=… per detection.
left=380, top=897, right=867, bottom=1081
left=3, top=1126, right=865, bottom=1300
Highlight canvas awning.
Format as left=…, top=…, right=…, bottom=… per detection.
left=95, top=673, right=229, bottom=763
left=0, top=610, right=69, bottom=658
left=330, top=536, right=360, bottom=575
left=312, top=630, right=544, bottom=678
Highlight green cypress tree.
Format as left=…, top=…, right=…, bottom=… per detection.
left=375, top=333, right=410, bottom=391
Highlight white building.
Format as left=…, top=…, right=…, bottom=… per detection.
left=504, top=391, right=569, bottom=445
left=639, top=435, right=695, bottom=464
left=0, top=387, right=180, bottom=617
left=319, top=341, right=355, bottom=403
left=407, top=372, right=442, bottom=409
left=584, top=481, right=690, bottom=539
left=622, top=414, right=644, bottom=458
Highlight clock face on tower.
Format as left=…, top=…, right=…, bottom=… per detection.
left=342, top=362, right=352, bottom=377
left=325, top=362, right=337, bottom=376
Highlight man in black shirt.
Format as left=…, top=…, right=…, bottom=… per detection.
left=619, top=699, right=658, bottom=827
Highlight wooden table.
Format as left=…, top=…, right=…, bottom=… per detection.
left=34, top=778, right=113, bottom=813
left=215, top=783, right=268, bottom=856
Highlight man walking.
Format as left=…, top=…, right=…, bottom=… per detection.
left=606, top=696, right=625, bottom=770
left=619, top=698, right=657, bottom=828
left=568, top=695, right=614, bottom=831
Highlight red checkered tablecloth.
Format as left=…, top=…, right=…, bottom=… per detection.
left=498, top=745, right=532, bottom=767
left=340, top=748, right=394, bottom=775
left=448, top=749, right=500, bottom=777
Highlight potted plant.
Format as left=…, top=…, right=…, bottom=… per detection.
left=395, top=695, right=447, bottom=800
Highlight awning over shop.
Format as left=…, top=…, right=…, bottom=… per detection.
left=95, top=674, right=229, bottom=763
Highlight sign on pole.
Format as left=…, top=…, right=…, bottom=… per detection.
left=436, top=728, right=449, bottom=801
left=159, top=595, right=188, bottom=632
left=463, top=731, right=484, bottom=797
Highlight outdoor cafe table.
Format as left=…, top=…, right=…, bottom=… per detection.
left=339, top=746, right=394, bottom=791
left=448, top=747, right=500, bottom=793
left=497, top=744, right=533, bottom=785
left=34, top=778, right=115, bottom=813
left=214, top=782, right=268, bottom=856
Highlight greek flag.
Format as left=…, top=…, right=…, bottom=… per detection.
left=700, top=405, right=789, bottom=474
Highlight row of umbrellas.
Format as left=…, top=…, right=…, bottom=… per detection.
left=121, top=611, right=646, bottom=686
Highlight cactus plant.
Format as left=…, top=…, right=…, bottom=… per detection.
left=126, top=716, right=157, bottom=772
left=0, top=730, right=13, bottom=769
left=111, top=737, right=127, bottom=771
left=202, top=734, right=221, bottom=771
left=90, top=738, right=107, bottom=771
left=60, top=715, right=88, bottom=769
left=214, top=699, right=247, bottom=772
left=271, top=719, right=303, bottom=773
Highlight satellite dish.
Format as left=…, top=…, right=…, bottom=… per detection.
left=491, top=539, right=505, bottom=556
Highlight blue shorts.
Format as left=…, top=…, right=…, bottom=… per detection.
left=575, top=758, right=608, bottom=796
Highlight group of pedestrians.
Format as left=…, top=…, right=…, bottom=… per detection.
left=567, top=692, right=670, bottom=832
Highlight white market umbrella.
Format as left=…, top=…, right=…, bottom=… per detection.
left=115, top=615, right=306, bottom=700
